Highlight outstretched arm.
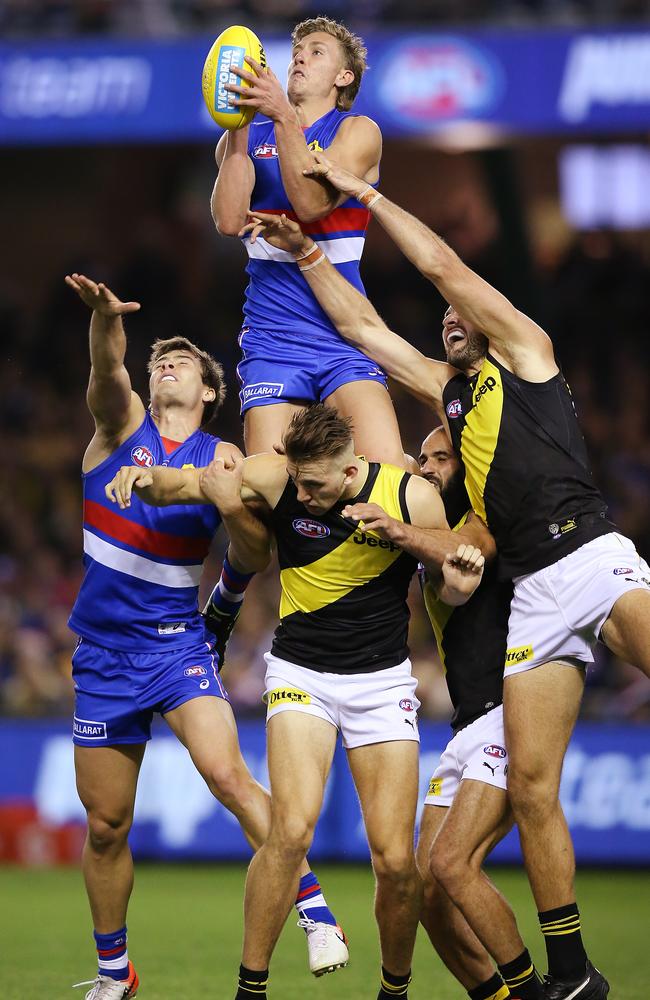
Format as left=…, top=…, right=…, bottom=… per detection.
left=105, top=465, right=205, bottom=508
left=305, top=154, right=558, bottom=381
left=240, top=212, right=453, bottom=412
left=66, top=274, right=145, bottom=456
left=226, top=57, right=381, bottom=223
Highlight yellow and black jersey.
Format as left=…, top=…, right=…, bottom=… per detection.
left=420, top=477, right=512, bottom=734
left=443, top=352, right=614, bottom=579
left=270, top=462, right=417, bottom=673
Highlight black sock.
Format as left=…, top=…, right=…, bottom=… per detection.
left=377, top=966, right=411, bottom=998
left=235, top=964, right=268, bottom=999
left=498, top=948, right=544, bottom=999
left=468, top=971, right=510, bottom=1000
left=538, top=903, right=588, bottom=981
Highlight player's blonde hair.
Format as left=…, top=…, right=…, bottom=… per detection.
left=283, top=403, right=353, bottom=463
left=148, top=336, right=225, bottom=427
left=291, top=16, right=368, bottom=111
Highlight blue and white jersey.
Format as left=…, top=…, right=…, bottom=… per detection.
left=243, top=108, right=373, bottom=336
left=69, top=413, right=221, bottom=651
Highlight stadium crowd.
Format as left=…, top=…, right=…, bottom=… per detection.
left=1, top=157, right=649, bottom=724
left=1, top=0, right=649, bottom=36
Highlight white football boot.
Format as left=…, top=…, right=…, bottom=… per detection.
left=297, top=917, right=349, bottom=976
left=73, top=961, right=139, bottom=999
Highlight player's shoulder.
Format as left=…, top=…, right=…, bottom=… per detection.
left=334, top=113, right=381, bottom=142
left=214, top=439, right=244, bottom=461
left=405, top=474, right=446, bottom=529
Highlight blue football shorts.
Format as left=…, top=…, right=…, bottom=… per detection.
left=71, top=637, right=229, bottom=746
left=237, top=325, right=388, bottom=414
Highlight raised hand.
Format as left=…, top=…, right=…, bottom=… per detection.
left=105, top=466, right=154, bottom=509
left=225, top=56, right=293, bottom=122
left=303, top=152, right=368, bottom=199
left=65, top=274, right=141, bottom=316
left=238, top=211, right=311, bottom=255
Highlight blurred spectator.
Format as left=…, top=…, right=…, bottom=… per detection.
left=2, top=0, right=650, bottom=37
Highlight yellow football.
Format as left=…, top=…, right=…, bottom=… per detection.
left=202, top=25, right=266, bottom=130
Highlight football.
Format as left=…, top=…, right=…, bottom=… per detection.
left=202, top=25, right=266, bottom=130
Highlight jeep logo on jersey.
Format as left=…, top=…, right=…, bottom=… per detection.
left=446, top=398, right=462, bottom=419
left=483, top=744, right=507, bottom=759
left=292, top=518, right=330, bottom=539
left=184, top=666, right=207, bottom=677
left=473, top=375, right=497, bottom=405
left=352, top=532, right=399, bottom=552
left=131, top=445, right=154, bottom=468
left=400, top=698, right=415, bottom=712
left=253, top=143, right=278, bottom=158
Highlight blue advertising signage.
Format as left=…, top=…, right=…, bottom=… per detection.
left=1, top=718, right=649, bottom=865
left=1, top=29, right=650, bottom=146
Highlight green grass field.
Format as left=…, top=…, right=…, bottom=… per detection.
left=3, top=864, right=648, bottom=999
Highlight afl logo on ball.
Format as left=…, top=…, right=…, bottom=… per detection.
left=292, top=518, right=330, bottom=539
left=131, top=445, right=154, bottom=468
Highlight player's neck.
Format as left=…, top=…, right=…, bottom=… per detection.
left=291, top=95, right=336, bottom=128
left=150, top=404, right=201, bottom=443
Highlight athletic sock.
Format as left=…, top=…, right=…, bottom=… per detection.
left=468, top=972, right=510, bottom=1000
left=210, top=555, right=254, bottom=621
left=295, top=871, right=337, bottom=926
left=498, top=948, right=543, bottom=999
left=538, top=903, right=588, bottom=981
left=377, top=966, right=411, bottom=998
left=204, top=555, right=254, bottom=662
left=235, top=964, right=268, bottom=999
left=94, top=926, right=129, bottom=981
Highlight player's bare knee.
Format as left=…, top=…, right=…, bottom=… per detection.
left=371, top=842, right=417, bottom=886
left=429, top=837, right=473, bottom=890
left=507, top=763, right=558, bottom=821
left=270, top=812, right=316, bottom=859
left=86, top=807, right=132, bottom=854
left=204, top=761, right=257, bottom=813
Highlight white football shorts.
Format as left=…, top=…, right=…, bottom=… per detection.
left=505, top=532, right=650, bottom=677
left=263, top=653, right=420, bottom=750
left=424, top=704, right=508, bottom=808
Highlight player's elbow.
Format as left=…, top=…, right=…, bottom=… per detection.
left=214, top=214, right=242, bottom=238
left=293, top=198, right=333, bottom=225
left=422, top=253, right=451, bottom=285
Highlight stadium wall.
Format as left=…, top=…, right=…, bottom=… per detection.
left=2, top=28, right=650, bottom=146
left=1, top=720, right=649, bottom=866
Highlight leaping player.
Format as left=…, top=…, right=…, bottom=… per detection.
left=211, top=15, right=404, bottom=464
left=65, top=275, right=345, bottom=999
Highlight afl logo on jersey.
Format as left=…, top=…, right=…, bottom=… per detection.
left=253, top=143, right=278, bottom=158
left=131, top=445, right=154, bottom=468
left=483, top=744, right=506, bottom=759
left=446, top=399, right=462, bottom=419
left=292, top=518, right=330, bottom=539
left=399, top=698, right=415, bottom=712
